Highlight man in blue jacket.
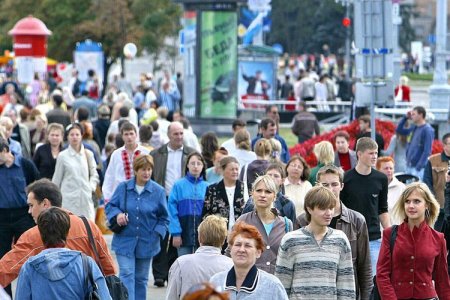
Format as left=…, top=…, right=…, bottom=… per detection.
left=396, top=106, right=434, bottom=180
left=251, top=118, right=290, bottom=163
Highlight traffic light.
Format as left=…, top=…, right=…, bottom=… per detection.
left=342, top=17, right=351, bottom=27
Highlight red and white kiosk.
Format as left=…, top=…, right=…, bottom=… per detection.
left=8, top=15, right=52, bottom=83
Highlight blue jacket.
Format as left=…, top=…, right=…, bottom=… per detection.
left=168, top=173, right=209, bottom=247
left=15, top=248, right=111, bottom=300
left=105, top=178, right=169, bottom=259
left=396, top=117, right=434, bottom=170
left=251, top=134, right=290, bottom=163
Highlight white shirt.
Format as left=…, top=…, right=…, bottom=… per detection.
left=221, top=138, right=236, bottom=153
left=102, top=144, right=150, bottom=200
left=165, top=145, right=183, bottom=196
left=225, top=186, right=236, bottom=230
left=229, top=149, right=256, bottom=169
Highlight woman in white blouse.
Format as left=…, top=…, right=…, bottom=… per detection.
left=52, top=123, right=99, bottom=220
left=283, top=155, right=312, bottom=216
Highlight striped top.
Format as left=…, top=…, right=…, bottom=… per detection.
left=275, top=227, right=356, bottom=300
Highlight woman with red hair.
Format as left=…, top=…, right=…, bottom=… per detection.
left=210, top=222, right=288, bottom=299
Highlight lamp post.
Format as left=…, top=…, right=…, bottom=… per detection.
left=429, top=0, right=450, bottom=137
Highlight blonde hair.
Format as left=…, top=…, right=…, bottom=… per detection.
left=234, top=129, right=251, bottom=151
left=313, top=141, right=334, bottom=164
left=269, top=138, right=282, bottom=162
left=252, top=174, right=278, bottom=195
left=392, top=182, right=440, bottom=226
left=198, top=215, right=228, bottom=248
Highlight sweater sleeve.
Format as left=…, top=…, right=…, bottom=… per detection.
left=417, top=126, right=434, bottom=170
left=274, top=235, right=294, bottom=295
left=102, top=150, right=119, bottom=201
left=337, top=236, right=356, bottom=300
left=396, top=116, right=414, bottom=135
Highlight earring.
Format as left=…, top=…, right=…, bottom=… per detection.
left=425, top=208, right=430, bottom=220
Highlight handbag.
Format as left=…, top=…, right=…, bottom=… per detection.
left=370, top=225, right=398, bottom=300
left=82, top=254, right=100, bottom=300
left=108, top=187, right=128, bottom=234
left=80, top=216, right=129, bottom=300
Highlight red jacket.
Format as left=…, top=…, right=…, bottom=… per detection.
left=377, top=222, right=450, bottom=299
left=394, top=85, right=411, bottom=102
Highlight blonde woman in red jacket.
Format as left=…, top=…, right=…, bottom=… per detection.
left=376, top=182, right=450, bottom=299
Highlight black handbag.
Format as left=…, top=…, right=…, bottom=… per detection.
left=108, top=187, right=128, bottom=234
left=82, top=254, right=100, bottom=300
left=80, top=216, right=129, bottom=300
left=370, top=225, right=398, bottom=300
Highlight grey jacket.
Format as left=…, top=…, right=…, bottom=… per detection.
left=334, top=150, right=358, bottom=170
left=296, top=203, right=373, bottom=300
left=150, top=144, right=195, bottom=190
left=226, top=210, right=292, bottom=274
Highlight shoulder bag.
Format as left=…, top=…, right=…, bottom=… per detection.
left=80, top=216, right=129, bottom=300
left=82, top=253, right=100, bottom=300
left=370, top=225, right=399, bottom=300
left=107, top=187, right=128, bottom=234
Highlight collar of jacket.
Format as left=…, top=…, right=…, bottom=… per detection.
left=225, top=265, right=259, bottom=293
left=67, top=144, right=84, bottom=157
left=126, top=177, right=154, bottom=193
left=186, top=172, right=204, bottom=184
left=195, top=245, right=222, bottom=255
left=339, top=202, right=351, bottom=223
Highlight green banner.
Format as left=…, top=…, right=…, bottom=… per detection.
left=200, top=11, right=237, bottom=118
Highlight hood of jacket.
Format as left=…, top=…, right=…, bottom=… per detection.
left=27, top=248, right=81, bottom=281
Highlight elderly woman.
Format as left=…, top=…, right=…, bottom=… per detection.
left=284, top=155, right=312, bottom=216
left=210, top=222, right=288, bottom=299
left=202, top=156, right=245, bottom=232
left=227, top=175, right=292, bottom=274
left=309, top=141, right=334, bottom=186
left=377, top=182, right=450, bottom=299
left=169, top=152, right=210, bottom=256
left=52, top=123, right=99, bottom=220
left=105, top=154, right=169, bottom=300
left=376, top=156, right=405, bottom=224
left=33, top=123, right=64, bottom=179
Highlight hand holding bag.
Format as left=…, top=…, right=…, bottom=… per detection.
left=108, top=187, right=128, bottom=234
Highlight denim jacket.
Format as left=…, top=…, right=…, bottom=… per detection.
left=105, top=178, right=169, bottom=259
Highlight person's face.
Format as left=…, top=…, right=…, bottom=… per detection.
left=233, top=125, right=245, bottom=133
left=358, top=148, right=378, bottom=168
left=404, top=189, right=428, bottom=224
left=317, top=173, right=343, bottom=200
left=267, top=108, right=279, bottom=120
left=335, top=136, right=349, bottom=154
left=262, top=124, right=276, bottom=139
left=213, top=153, right=226, bottom=170
left=223, top=162, right=239, bottom=182
left=135, top=166, right=152, bottom=184
left=411, top=110, right=422, bottom=124
left=35, top=118, right=45, bottom=130
left=122, top=130, right=137, bottom=147
left=1, top=123, right=13, bottom=139
left=27, top=192, right=50, bottom=223
left=287, top=159, right=303, bottom=180
left=443, top=138, right=450, bottom=156
left=68, top=128, right=82, bottom=147
left=255, top=72, right=262, bottom=80
left=358, top=120, right=368, bottom=133
left=252, top=181, right=275, bottom=209
left=266, top=169, right=283, bottom=187
left=48, top=129, right=63, bottom=146
left=379, top=161, right=395, bottom=183
left=169, top=125, right=184, bottom=149
left=308, top=205, right=334, bottom=227
left=230, top=234, right=261, bottom=269
left=172, top=112, right=181, bottom=122
left=188, top=155, right=204, bottom=178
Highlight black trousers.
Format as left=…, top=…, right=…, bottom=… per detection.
left=0, top=207, right=35, bottom=296
left=151, top=233, right=178, bottom=281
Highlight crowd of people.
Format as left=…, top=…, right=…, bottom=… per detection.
left=0, top=68, right=449, bottom=300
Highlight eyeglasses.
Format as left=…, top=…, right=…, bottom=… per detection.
left=319, top=182, right=341, bottom=188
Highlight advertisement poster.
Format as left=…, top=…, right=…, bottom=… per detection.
left=200, top=11, right=237, bottom=119
left=238, top=60, right=275, bottom=107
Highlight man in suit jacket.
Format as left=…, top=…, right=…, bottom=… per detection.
left=242, top=68, right=270, bottom=96
left=150, top=121, right=195, bottom=287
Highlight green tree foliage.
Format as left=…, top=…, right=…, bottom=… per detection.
left=0, top=0, right=181, bottom=85
left=268, top=0, right=346, bottom=54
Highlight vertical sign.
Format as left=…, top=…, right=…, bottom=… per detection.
left=200, top=11, right=238, bottom=119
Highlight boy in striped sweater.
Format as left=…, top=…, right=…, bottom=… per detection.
left=275, top=186, right=356, bottom=300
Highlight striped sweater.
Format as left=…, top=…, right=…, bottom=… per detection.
left=275, top=227, right=356, bottom=300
